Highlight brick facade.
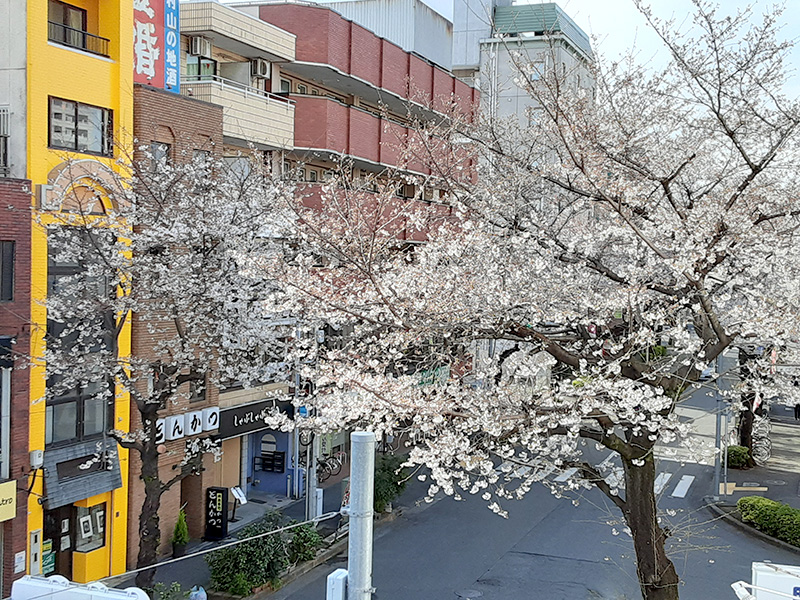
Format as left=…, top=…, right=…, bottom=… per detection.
left=127, top=86, right=224, bottom=567
left=258, top=4, right=479, bottom=110
left=0, top=178, right=32, bottom=597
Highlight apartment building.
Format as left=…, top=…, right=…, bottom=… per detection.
left=0, top=0, right=135, bottom=584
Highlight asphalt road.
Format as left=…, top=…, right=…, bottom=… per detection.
left=268, top=468, right=798, bottom=600
left=267, top=388, right=798, bottom=600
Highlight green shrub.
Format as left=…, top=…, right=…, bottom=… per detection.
left=172, top=509, right=189, bottom=546
left=287, top=522, right=324, bottom=564
left=206, top=511, right=289, bottom=595
left=727, top=445, right=750, bottom=469
left=738, top=496, right=800, bottom=547
left=148, top=582, right=188, bottom=600
left=374, top=454, right=410, bottom=513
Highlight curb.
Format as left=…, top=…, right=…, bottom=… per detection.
left=703, top=496, right=800, bottom=554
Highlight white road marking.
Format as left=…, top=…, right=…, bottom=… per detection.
left=654, top=472, right=673, bottom=495
left=554, top=467, right=578, bottom=482
left=599, top=453, right=616, bottom=470
left=670, top=475, right=695, bottom=498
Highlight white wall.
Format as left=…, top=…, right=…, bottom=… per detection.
left=0, top=0, right=28, bottom=179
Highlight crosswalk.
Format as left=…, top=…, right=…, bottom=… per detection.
left=496, top=453, right=701, bottom=500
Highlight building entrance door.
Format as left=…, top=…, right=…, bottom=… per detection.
left=43, top=506, right=73, bottom=578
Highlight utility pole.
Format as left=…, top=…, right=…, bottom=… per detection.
left=327, top=431, right=375, bottom=600
left=347, top=431, right=375, bottom=600
left=713, top=357, right=722, bottom=501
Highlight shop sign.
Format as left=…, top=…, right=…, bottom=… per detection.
left=218, top=398, right=294, bottom=439
left=41, top=540, right=55, bottom=575
left=205, top=487, right=228, bottom=541
left=165, top=414, right=185, bottom=441
left=133, top=0, right=180, bottom=93
left=203, top=407, right=219, bottom=430
left=157, top=406, right=219, bottom=444
left=0, top=480, right=16, bottom=522
left=186, top=411, right=203, bottom=436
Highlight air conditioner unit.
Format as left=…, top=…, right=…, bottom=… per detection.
left=251, top=58, right=270, bottom=79
left=189, top=36, right=212, bottom=58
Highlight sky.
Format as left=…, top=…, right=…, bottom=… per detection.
left=431, top=0, right=800, bottom=91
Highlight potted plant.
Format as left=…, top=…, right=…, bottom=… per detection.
left=172, top=508, right=189, bottom=558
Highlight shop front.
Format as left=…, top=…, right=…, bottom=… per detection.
left=218, top=396, right=302, bottom=499
left=40, top=439, right=123, bottom=583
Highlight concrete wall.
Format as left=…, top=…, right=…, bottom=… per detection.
left=479, top=37, right=592, bottom=126
left=0, top=0, right=27, bottom=179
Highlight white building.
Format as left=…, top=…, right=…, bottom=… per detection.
left=453, top=1, right=593, bottom=125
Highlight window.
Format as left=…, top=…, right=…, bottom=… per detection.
left=46, top=228, right=115, bottom=447
left=528, top=60, right=545, bottom=82
left=0, top=105, right=8, bottom=177
left=296, top=84, right=307, bottom=94
left=75, top=504, right=105, bottom=553
left=49, top=97, right=112, bottom=156
left=0, top=241, right=13, bottom=302
left=186, top=55, right=217, bottom=79
left=308, top=169, right=317, bottom=183
left=188, top=370, right=207, bottom=403
left=311, top=89, right=319, bottom=96
left=49, top=0, right=86, bottom=34
left=280, top=79, right=291, bottom=93
left=149, top=141, right=171, bottom=172
left=48, top=0, right=109, bottom=57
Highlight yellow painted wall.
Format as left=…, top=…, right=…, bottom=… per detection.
left=26, top=0, right=134, bottom=582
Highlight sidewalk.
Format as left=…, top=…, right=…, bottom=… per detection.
left=106, top=458, right=354, bottom=591
left=713, top=404, right=800, bottom=509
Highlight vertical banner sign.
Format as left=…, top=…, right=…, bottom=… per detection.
left=133, top=0, right=180, bottom=93
left=164, top=0, right=180, bottom=92
left=205, top=487, right=228, bottom=541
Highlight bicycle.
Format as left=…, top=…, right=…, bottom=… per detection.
left=317, top=455, right=342, bottom=483
left=751, top=415, right=772, bottom=466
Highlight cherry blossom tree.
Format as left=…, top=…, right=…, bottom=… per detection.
left=263, top=3, right=800, bottom=599
left=42, top=152, right=293, bottom=588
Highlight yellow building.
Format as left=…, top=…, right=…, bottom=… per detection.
left=0, top=0, right=134, bottom=583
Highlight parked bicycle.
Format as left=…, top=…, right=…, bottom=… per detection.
left=751, top=415, right=772, bottom=466
left=316, top=454, right=342, bottom=483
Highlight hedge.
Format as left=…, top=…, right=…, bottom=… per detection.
left=374, top=454, right=410, bottom=513
left=726, top=445, right=750, bottom=469
left=737, top=496, right=800, bottom=547
left=206, top=512, right=324, bottom=595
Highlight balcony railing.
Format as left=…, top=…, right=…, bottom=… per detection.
left=182, top=75, right=295, bottom=149
left=184, top=75, right=293, bottom=106
left=48, top=21, right=110, bottom=57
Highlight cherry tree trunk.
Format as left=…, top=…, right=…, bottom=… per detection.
left=622, top=455, right=680, bottom=600
left=134, top=422, right=162, bottom=590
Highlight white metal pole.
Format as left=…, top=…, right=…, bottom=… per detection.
left=347, top=431, right=375, bottom=600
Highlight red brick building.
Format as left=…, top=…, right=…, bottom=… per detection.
left=0, top=178, right=32, bottom=596
left=126, top=84, right=225, bottom=566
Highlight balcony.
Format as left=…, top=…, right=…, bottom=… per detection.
left=292, top=95, right=428, bottom=174
left=48, top=21, right=110, bottom=58
left=180, top=1, right=295, bottom=62
left=183, top=76, right=294, bottom=150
